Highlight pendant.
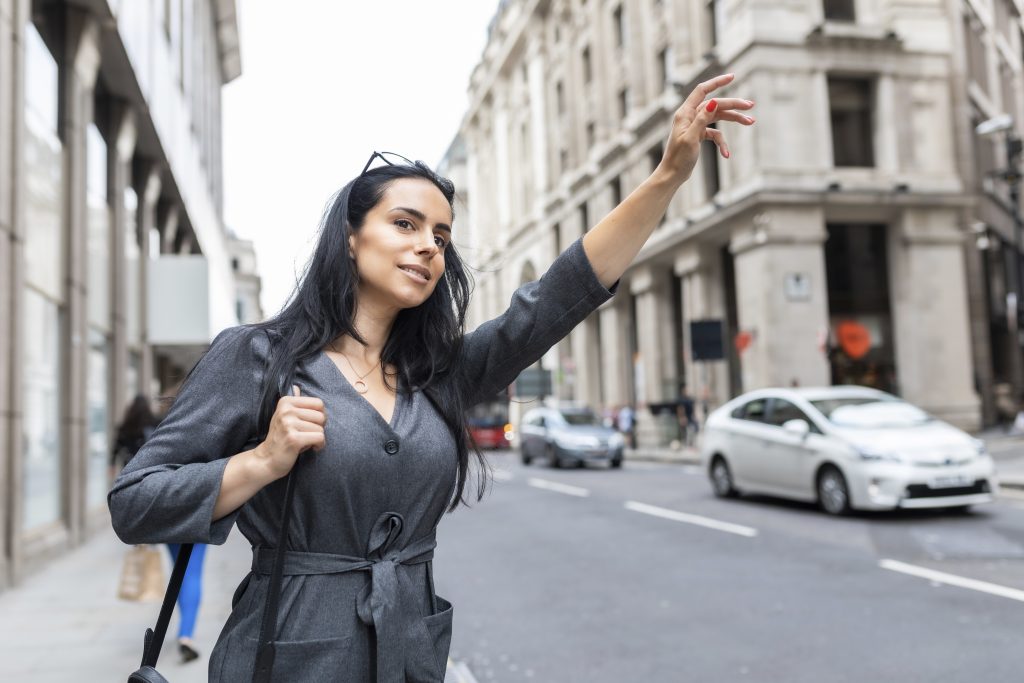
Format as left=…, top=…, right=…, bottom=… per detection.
left=354, top=379, right=368, bottom=394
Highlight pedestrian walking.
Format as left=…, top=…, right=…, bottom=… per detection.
left=110, top=394, right=159, bottom=475
left=617, top=403, right=636, bottom=449
left=108, top=74, right=753, bottom=681
left=676, top=384, right=697, bottom=447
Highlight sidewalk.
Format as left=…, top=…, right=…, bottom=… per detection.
left=623, top=430, right=1024, bottom=491
left=0, top=522, right=475, bottom=682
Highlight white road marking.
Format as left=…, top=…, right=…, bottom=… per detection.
left=624, top=501, right=759, bottom=537
left=527, top=478, right=590, bottom=497
left=879, top=559, right=1024, bottom=604
left=492, top=470, right=514, bottom=482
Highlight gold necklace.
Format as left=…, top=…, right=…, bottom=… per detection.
left=333, top=345, right=380, bottom=394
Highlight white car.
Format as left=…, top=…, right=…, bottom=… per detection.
left=699, top=386, right=998, bottom=514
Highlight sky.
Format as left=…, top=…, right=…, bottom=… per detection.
left=222, top=1, right=500, bottom=317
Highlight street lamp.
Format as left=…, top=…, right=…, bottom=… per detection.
left=976, top=114, right=1024, bottom=400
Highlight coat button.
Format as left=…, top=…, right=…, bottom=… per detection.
left=384, top=440, right=399, bottom=455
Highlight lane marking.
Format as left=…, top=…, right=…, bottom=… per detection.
left=624, top=501, right=759, bottom=537
left=492, top=470, right=514, bottom=482
left=879, top=559, right=1024, bottom=604
left=527, top=478, right=590, bottom=497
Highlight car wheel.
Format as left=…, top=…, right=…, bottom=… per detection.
left=546, top=444, right=561, bottom=469
left=817, top=466, right=850, bottom=515
left=520, top=449, right=532, bottom=465
left=610, top=457, right=623, bottom=469
left=710, top=456, right=737, bottom=498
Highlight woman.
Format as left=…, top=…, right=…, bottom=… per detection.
left=109, top=74, right=754, bottom=681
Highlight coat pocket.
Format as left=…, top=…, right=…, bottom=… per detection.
left=244, top=635, right=356, bottom=682
left=405, top=595, right=454, bottom=683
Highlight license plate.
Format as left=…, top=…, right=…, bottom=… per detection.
left=929, top=475, right=972, bottom=489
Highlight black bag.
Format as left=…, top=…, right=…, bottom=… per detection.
left=127, top=471, right=297, bottom=682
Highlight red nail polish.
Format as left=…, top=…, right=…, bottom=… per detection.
left=706, top=99, right=718, bottom=113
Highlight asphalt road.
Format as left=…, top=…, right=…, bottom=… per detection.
left=433, top=451, right=1024, bottom=683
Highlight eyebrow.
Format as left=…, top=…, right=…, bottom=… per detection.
left=389, top=207, right=452, bottom=233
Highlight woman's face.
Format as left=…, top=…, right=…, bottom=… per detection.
left=349, top=177, right=453, bottom=312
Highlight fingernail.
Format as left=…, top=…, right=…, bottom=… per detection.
left=723, top=150, right=731, bottom=159
left=706, top=99, right=718, bottom=113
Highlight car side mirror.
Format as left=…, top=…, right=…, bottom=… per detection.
left=782, top=419, right=810, bottom=437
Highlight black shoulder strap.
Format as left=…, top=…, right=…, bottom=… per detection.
left=140, top=543, right=194, bottom=668
left=252, top=469, right=298, bottom=683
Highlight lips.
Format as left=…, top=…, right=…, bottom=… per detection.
left=398, top=264, right=431, bottom=282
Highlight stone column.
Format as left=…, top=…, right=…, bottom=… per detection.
left=137, top=164, right=161, bottom=400
left=888, top=208, right=981, bottom=429
left=60, top=7, right=101, bottom=545
left=108, top=102, right=136, bottom=440
left=570, top=313, right=603, bottom=413
left=525, top=28, right=548, bottom=198
left=676, top=246, right=731, bottom=411
left=728, top=208, right=831, bottom=390
left=630, top=266, right=676, bottom=446
left=0, top=0, right=30, bottom=588
left=599, top=297, right=632, bottom=409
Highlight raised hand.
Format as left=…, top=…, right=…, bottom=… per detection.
left=659, top=73, right=756, bottom=184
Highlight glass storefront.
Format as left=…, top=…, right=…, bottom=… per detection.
left=22, top=290, right=63, bottom=530
left=86, top=329, right=111, bottom=507
left=86, top=124, right=112, bottom=507
left=22, top=25, right=64, bottom=531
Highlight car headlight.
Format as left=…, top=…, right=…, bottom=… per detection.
left=971, top=439, right=989, bottom=458
left=855, top=446, right=902, bottom=463
left=608, top=433, right=625, bottom=448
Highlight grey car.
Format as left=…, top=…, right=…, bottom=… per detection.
left=519, top=406, right=625, bottom=468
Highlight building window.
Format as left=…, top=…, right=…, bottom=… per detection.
left=823, top=0, right=855, bottom=22
left=23, top=23, right=65, bottom=531
left=828, top=77, right=875, bottom=167
left=610, top=176, right=622, bottom=207
left=579, top=201, right=589, bottom=235
left=964, top=11, right=988, bottom=92
left=705, top=1, right=719, bottom=49
left=613, top=4, right=625, bottom=48
left=586, top=121, right=596, bottom=148
left=86, top=328, right=110, bottom=507
left=560, top=148, right=570, bottom=173
left=649, top=143, right=663, bottom=173
left=618, top=87, right=629, bottom=121
left=582, top=45, right=592, bottom=83
left=125, top=187, right=142, bottom=347
left=703, top=129, right=720, bottom=199
left=556, top=80, right=565, bottom=115
left=657, top=47, right=671, bottom=92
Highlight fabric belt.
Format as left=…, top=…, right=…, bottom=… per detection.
left=251, top=512, right=437, bottom=683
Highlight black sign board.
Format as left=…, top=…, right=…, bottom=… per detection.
left=690, top=319, right=725, bottom=361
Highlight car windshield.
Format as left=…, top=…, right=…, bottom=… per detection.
left=559, top=410, right=601, bottom=426
left=810, top=398, right=932, bottom=428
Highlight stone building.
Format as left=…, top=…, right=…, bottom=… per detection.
left=448, top=0, right=1024, bottom=444
left=0, top=0, right=246, bottom=587
left=228, top=232, right=264, bottom=325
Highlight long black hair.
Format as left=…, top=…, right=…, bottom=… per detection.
left=248, top=161, right=486, bottom=510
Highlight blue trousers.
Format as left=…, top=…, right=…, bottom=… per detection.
left=166, top=543, right=207, bottom=639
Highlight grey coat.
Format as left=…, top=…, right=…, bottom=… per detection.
left=109, top=239, right=616, bottom=682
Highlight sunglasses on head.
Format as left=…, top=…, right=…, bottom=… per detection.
left=361, top=150, right=417, bottom=175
